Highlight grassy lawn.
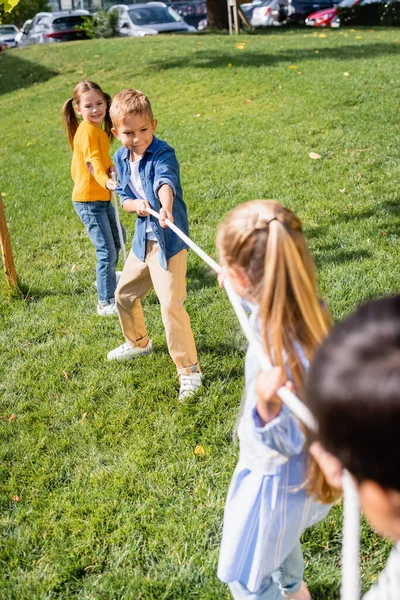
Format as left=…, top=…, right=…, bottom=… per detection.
left=0, top=28, right=399, bottom=599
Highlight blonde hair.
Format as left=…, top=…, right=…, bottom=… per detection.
left=217, top=200, right=339, bottom=504
left=61, top=81, right=112, bottom=150
left=110, top=88, right=153, bottom=128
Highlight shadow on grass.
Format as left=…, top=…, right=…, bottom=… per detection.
left=187, top=261, right=218, bottom=291
left=315, top=247, right=373, bottom=267
left=311, top=582, right=341, bottom=600
left=0, top=50, right=58, bottom=96
left=146, top=42, right=399, bottom=72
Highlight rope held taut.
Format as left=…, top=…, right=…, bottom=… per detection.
left=111, top=173, right=127, bottom=264
left=146, top=204, right=361, bottom=600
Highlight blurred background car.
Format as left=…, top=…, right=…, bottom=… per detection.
left=15, top=10, right=91, bottom=46
left=15, top=19, right=32, bottom=46
left=109, top=2, right=196, bottom=35
left=0, top=24, right=19, bottom=48
left=251, top=0, right=291, bottom=26
left=331, top=0, right=400, bottom=25
left=251, top=0, right=335, bottom=24
left=166, top=0, right=206, bottom=28
left=306, top=0, right=359, bottom=25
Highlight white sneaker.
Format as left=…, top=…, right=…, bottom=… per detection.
left=178, top=371, right=203, bottom=400
left=107, top=339, right=153, bottom=362
left=97, top=301, right=118, bottom=316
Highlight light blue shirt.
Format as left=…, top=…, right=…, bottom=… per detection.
left=218, top=313, right=331, bottom=592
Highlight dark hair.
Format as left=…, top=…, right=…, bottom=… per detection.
left=305, top=295, right=400, bottom=490
left=61, top=81, right=113, bottom=149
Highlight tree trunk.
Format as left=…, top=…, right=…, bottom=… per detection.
left=206, top=0, right=229, bottom=29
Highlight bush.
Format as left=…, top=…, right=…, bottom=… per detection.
left=80, top=10, right=118, bottom=39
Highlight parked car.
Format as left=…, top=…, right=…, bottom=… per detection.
left=251, top=0, right=334, bottom=24
left=306, top=0, right=360, bottom=25
left=167, top=0, right=206, bottom=28
left=109, top=3, right=196, bottom=35
left=251, top=0, right=292, bottom=26
left=15, top=10, right=91, bottom=46
left=0, top=24, right=19, bottom=48
left=14, top=19, right=32, bottom=46
left=331, top=0, right=400, bottom=25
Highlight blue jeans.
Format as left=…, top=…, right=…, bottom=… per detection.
left=229, top=543, right=304, bottom=600
left=73, top=201, right=126, bottom=305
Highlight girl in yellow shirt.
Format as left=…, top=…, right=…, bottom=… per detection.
left=62, top=81, right=125, bottom=316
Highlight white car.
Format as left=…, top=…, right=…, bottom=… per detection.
left=251, top=0, right=293, bottom=25
left=14, top=10, right=90, bottom=47
left=0, top=24, right=19, bottom=48
left=109, top=2, right=197, bottom=36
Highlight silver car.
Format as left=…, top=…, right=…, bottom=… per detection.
left=0, top=24, right=19, bottom=48
left=109, top=2, right=197, bottom=35
left=15, top=10, right=90, bottom=46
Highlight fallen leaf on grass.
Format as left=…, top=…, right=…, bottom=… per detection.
left=318, top=33, right=327, bottom=38
left=309, top=152, right=322, bottom=159
left=236, top=42, right=246, bottom=50
left=355, top=35, right=362, bottom=39
left=8, top=414, right=16, bottom=422
left=80, top=412, right=88, bottom=423
left=63, top=370, right=69, bottom=381
left=246, top=99, right=252, bottom=104
left=12, top=495, right=21, bottom=502
left=194, top=113, right=201, bottom=118
left=194, top=445, right=205, bottom=457
left=380, top=231, right=388, bottom=236
left=289, top=65, right=298, bottom=69
left=343, top=72, right=350, bottom=77
left=71, top=264, right=78, bottom=273
left=339, top=188, right=346, bottom=193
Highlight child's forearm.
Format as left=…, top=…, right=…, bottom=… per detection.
left=256, top=399, right=282, bottom=427
left=158, top=184, right=174, bottom=213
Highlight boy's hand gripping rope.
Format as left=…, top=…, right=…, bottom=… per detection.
left=146, top=205, right=360, bottom=600
left=111, top=173, right=127, bottom=264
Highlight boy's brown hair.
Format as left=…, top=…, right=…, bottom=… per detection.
left=110, top=89, right=153, bottom=128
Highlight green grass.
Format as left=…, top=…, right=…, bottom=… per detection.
left=0, top=28, right=399, bottom=599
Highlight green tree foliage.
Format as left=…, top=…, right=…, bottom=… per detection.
left=79, top=9, right=118, bottom=39
left=0, top=0, right=49, bottom=27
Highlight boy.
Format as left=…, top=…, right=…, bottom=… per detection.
left=257, top=295, right=400, bottom=598
left=107, top=89, right=201, bottom=400
left=306, top=294, right=400, bottom=599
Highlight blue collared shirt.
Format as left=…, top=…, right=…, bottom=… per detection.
left=113, top=136, right=189, bottom=270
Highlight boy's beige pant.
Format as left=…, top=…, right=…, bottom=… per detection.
left=115, top=241, right=199, bottom=376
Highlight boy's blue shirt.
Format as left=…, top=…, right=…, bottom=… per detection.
left=113, top=135, right=189, bottom=270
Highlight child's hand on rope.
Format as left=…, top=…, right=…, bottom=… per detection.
left=159, top=207, right=173, bottom=228
left=309, top=442, right=344, bottom=490
left=106, top=179, right=117, bottom=191
left=135, top=200, right=150, bottom=217
left=217, top=267, right=227, bottom=288
left=255, top=367, right=289, bottom=425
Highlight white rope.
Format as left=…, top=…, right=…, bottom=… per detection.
left=111, top=173, right=127, bottom=264
left=146, top=207, right=317, bottom=430
left=146, top=205, right=360, bottom=600
left=341, top=471, right=361, bottom=600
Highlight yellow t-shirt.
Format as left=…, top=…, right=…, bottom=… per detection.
left=71, top=120, right=112, bottom=202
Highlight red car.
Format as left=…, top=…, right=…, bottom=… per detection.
left=305, top=0, right=360, bottom=25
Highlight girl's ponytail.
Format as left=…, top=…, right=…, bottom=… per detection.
left=103, top=92, right=113, bottom=141
left=62, top=97, right=80, bottom=150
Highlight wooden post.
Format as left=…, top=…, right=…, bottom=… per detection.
left=0, top=197, right=18, bottom=288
